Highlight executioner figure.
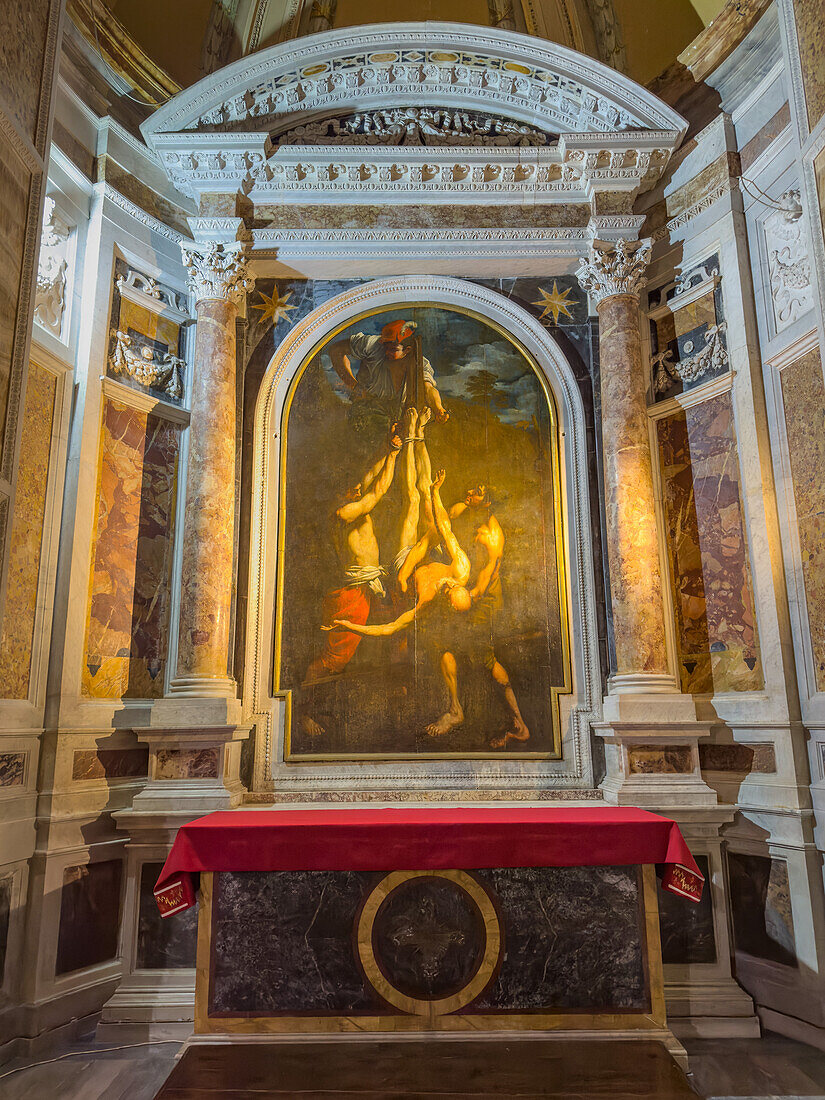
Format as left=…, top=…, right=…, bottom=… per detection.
left=326, top=408, right=472, bottom=640
left=426, top=484, right=531, bottom=744
left=303, top=425, right=402, bottom=689
left=328, top=318, right=449, bottom=423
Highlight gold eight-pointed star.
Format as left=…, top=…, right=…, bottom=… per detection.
left=533, top=281, right=574, bottom=325
left=253, top=287, right=297, bottom=326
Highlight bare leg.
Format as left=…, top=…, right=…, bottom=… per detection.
left=489, top=660, right=530, bottom=747
left=397, top=408, right=421, bottom=592
left=426, top=651, right=465, bottom=736
left=414, top=407, right=435, bottom=526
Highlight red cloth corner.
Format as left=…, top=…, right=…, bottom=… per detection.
left=154, top=806, right=704, bottom=917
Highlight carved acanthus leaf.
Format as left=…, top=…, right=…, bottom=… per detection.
left=34, top=196, right=71, bottom=338
left=180, top=240, right=255, bottom=306
left=765, top=189, right=813, bottom=332
left=109, top=329, right=185, bottom=400
left=575, top=237, right=652, bottom=305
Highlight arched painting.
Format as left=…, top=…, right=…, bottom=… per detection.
left=275, top=304, right=571, bottom=759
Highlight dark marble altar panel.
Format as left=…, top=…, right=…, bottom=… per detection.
left=209, top=867, right=650, bottom=1017
left=210, top=871, right=380, bottom=1015
left=473, top=867, right=647, bottom=1011
left=137, top=862, right=197, bottom=970
left=155, top=748, right=219, bottom=779
left=658, top=855, right=716, bottom=965
left=0, top=873, right=12, bottom=986
left=71, top=747, right=149, bottom=781
left=628, top=746, right=693, bottom=774
left=728, top=851, right=797, bottom=968
left=699, top=742, right=776, bottom=774
left=55, top=860, right=123, bottom=975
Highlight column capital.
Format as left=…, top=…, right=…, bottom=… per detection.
left=575, top=237, right=652, bottom=308
left=180, top=240, right=255, bottom=308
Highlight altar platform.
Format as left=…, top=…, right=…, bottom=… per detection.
left=154, top=806, right=702, bottom=1068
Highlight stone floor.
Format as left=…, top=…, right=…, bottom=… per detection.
left=1, top=1033, right=825, bottom=1098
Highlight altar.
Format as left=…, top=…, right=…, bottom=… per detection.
left=155, top=807, right=702, bottom=1052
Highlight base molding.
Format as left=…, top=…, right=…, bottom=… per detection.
left=758, top=1006, right=825, bottom=1052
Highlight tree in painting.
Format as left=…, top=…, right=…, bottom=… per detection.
left=277, top=306, right=568, bottom=758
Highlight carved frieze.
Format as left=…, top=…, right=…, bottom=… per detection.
left=34, top=196, right=71, bottom=338
left=575, top=237, right=652, bottom=305
left=277, top=107, right=552, bottom=147
left=764, top=189, right=814, bottom=333
left=109, top=330, right=185, bottom=400
left=652, top=323, right=729, bottom=394
left=180, top=241, right=255, bottom=307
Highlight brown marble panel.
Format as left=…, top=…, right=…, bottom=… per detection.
left=55, top=859, right=123, bottom=975
left=816, top=147, right=825, bottom=246
left=781, top=347, right=825, bottom=691
left=0, top=752, right=26, bottom=786
left=0, top=873, right=11, bottom=985
left=740, top=103, right=790, bottom=173
left=0, top=362, right=56, bottom=698
left=117, top=298, right=181, bottom=353
left=628, top=745, right=693, bottom=774
left=657, top=392, right=762, bottom=693
left=155, top=748, right=219, bottom=779
left=0, top=0, right=50, bottom=142
left=794, top=0, right=825, bottom=130
left=96, top=158, right=191, bottom=237
left=0, top=138, right=31, bottom=451
left=699, top=742, right=776, bottom=774
left=71, top=747, right=149, bottom=781
left=83, top=399, right=180, bottom=698
left=672, top=291, right=717, bottom=338
left=255, top=203, right=591, bottom=231
left=728, top=851, right=797, bottom=967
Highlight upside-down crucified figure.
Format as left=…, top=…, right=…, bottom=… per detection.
left=324, top=408, right=472, bottom=639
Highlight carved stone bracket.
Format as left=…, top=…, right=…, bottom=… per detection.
left=34, top=196, right=71, bottom=338
left=180, top=241, right=255, bottom=307
left=575, top=237, right=652, bottom=306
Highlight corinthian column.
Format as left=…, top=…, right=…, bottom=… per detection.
left=172, top=241, right=254, bottom=696
left=577, top=238, right=677, bottom=695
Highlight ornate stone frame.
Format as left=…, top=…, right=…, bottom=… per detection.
left=244, top=276, right=602, bottom=797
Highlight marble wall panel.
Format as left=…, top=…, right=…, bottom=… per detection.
left=727, top=851, right=797, bottom=968
left=83, top=398, right=180, bottom=699
left=0, top=752, right=26, bottom=787
left=657, top=391, right=762, bottom=693
left=136, top=862, right=197, bottom=969
left=658, top=855, right=715, bottom=965
left=0, top=873, right=11, bottom=986
left=699, top=742, right=776, bottom=774
left=740, top=102, right=790, bottom=173
left=794, top=0, right=825, bottom=131
left=155, top=748, right=219, bottom=779
left=71, top=747, right=149, bottom=782
left=816, top=147, right=825, bottom=247
left=780, top=347, right=825, bottom=691
left=0, top=362, right=56, bottom=698
left=0, top=0, right=50, bottom=142
left=55, top=859, right=123, bottom=975
left=0, top=140, right=31, bottom=452
left=628, top=745, right=693, bottom=774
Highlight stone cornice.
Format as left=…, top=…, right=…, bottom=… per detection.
left=141, top=24, right=687, bottom=144
left=153, top=130, right=679, bottom=204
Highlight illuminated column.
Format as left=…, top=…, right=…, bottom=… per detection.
left=577, top=238, right=677, bottom=695
left=172, top=241, right=254, bottom=697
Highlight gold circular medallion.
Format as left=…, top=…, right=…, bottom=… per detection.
left=357, top=870, right=500, bottom=1017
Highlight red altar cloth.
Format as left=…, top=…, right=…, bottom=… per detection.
left=154, top=806, right=703, bottom=917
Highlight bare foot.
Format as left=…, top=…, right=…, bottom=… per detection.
left=300, top=716, right=325, bottom=738
left=400, top=406, right=417, bottom=438
left=418, top=405, right=432, bottom=431
left=426, top=705, right=464, bottom=737
left=489, top=721, right=530, bottom=749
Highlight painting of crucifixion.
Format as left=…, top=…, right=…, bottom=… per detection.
left=275, top=305, right=570, bottom=759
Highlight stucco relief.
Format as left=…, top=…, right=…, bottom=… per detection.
left=764, top=190, right=814, bottom=333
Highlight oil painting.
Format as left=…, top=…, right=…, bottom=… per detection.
left=276, top=305, right=570, bottom=759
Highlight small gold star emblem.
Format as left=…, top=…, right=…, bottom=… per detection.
left=252, top=287, right=296, bottom=326
left=533, top=281, right=575, bottom=325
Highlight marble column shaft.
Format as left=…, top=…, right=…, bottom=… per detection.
left=175, top=242, right=253, bottom=691
left=577, top=239, right=670, bottom=681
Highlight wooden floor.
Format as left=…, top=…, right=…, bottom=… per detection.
left=3, top=1034, right=825, bottom=1098
left=154, top=1039, right=697, bottom=1099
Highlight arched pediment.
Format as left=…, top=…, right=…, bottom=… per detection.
left=141, top=23, right=686, bottom=147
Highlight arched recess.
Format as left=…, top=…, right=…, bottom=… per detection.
left=244, top=276, right=602, bottom=797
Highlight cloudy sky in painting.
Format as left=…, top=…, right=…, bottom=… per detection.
left=318, top=307, right=542, bottom=425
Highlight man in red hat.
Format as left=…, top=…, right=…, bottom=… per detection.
left=328, top=318, right=449, bottom=422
